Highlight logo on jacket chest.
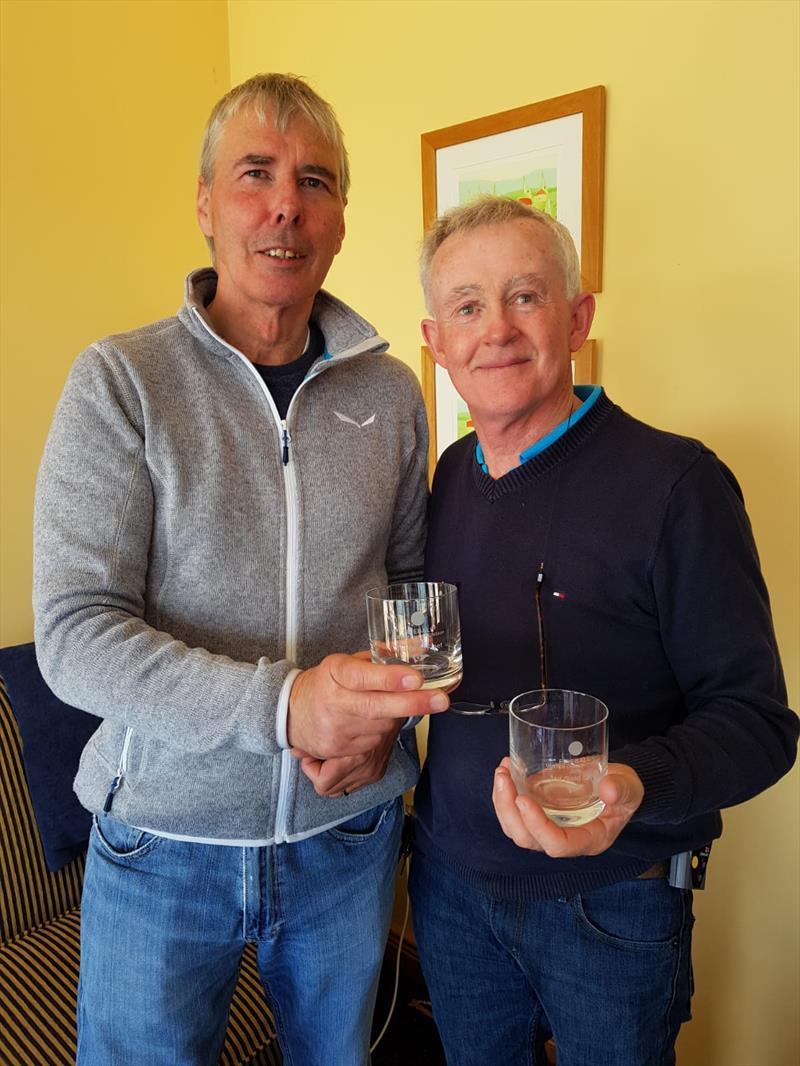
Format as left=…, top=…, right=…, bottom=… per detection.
left=333, top=411, right=376, bottom=428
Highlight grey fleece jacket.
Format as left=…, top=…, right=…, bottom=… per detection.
left=33, top=270, right=428, bottom=842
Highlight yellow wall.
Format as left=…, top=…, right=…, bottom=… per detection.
left=1, top=1, right=798, bottom=1063
left=226, top=3, right=800, bottom=1065
left=0, top=0, right=230, bottom=645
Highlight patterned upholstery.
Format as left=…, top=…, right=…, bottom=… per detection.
left=0, top=682, right=84, bottom=943
left=0, top=909, right=82, bottom=1064
left=0, top=677, right=282, bottom=1065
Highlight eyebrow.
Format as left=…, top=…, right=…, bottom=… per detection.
left=441, top=284, right=483, bottom=310
left=235, top=154, right=274, bottom=167
left=233, top=154, right=339, bottom=187
left=440, top=273, right=551, bottom=309
left=505, top=272, right=550, bottom=292
left=302, top=163, right=339, bottom=184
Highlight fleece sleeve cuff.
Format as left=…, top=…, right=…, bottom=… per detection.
left=276, top=668, right=302, bottom=750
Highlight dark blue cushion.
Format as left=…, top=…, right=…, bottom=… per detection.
left=0, top=642, right=101, bottom=871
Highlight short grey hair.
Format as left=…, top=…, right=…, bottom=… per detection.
left=420, top=196, right=582, bottom=309
left=199, top=73, right=350, bottom=202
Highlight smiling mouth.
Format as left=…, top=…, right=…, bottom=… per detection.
left=479, top=359, right=528, bottom=371
left=260, top=248, right=306, bottom=260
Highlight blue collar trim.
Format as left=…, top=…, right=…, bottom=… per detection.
left=476, top=385, right=602, bottom=474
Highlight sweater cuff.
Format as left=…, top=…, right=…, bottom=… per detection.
left=276, top=668, right=302, bottom=749
left=612, top=745, right=679, bottom=822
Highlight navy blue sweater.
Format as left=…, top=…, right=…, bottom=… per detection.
left=415, top=391, right=797, bottom=900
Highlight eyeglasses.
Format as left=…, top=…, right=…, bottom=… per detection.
left=449, top=562, right=549, bottom=715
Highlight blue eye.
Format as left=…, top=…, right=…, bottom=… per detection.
left=457, top=304, right=475, bottom=316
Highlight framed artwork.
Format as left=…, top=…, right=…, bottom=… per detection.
left=421, top=340, right=598, bottom=475
left=420, top=86, right=605, bottom=461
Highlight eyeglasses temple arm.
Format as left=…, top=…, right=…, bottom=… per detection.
left=536, top=562, right=549, bottom=689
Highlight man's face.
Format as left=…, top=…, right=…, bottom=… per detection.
left=197, top=107, right=346, bottom=317
left=422, top=219, right=594, bottom=426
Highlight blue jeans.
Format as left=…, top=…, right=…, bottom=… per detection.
left=77, top=798, right=403, bottom=1066
left=409, top=854, right=694, bottom=1066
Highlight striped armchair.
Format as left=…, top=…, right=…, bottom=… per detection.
left=0, top=677, right=283, bottom=1066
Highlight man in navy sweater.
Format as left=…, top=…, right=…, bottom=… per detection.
left=409, top=195, right=798, bottom=1066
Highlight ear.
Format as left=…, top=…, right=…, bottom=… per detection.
left=333, top=217, right=346, bottom=257
left=421, top=318, right=446, bottom=367
left=568, top=292, right=596, bottom=353
left=196, top=177, right=213, bottom=238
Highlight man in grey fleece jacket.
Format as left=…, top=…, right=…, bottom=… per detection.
left=33, top=74, right=445, bottom=1066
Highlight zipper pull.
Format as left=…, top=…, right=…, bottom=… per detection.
left=281, top=424, right=291, bottom=465
left=103, top=775, right=122, bottom=813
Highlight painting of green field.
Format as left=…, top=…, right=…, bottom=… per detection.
left=459, top=167, right=557, bottom=218
left=457, top=402, right=474, bottom=440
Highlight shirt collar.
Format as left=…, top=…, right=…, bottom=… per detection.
left=476, top=385, right=602, bottom=474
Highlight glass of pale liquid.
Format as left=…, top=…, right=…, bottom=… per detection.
left=508, top=689, right=608, bottom=826
left=365, top=581, right=462, bottom=692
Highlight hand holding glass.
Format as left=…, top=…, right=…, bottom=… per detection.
left=366, top=582, right=462, bottom=692
left=509, top=689, right=608, bottom=826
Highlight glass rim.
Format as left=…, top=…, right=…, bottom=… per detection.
left=365, top=580, right=458, bottom=603
left=508, top=687, right=609, bottom=729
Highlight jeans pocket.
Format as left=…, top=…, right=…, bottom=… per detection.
left=92, top=813, right=162, bottom=862
left=327, top=797, right=401, bottom=843
left=574, top=878, right=687, bottom=950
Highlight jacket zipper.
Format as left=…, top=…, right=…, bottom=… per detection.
left=229, top=368, right=300, bottom=843
left=274, top=402, right=300, bottom=843
left=103, top=726, right=133, bottom=813
left=190, top=309, right=315, bottom=843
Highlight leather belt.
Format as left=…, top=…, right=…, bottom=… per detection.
left=636, top=860, right=669, bottom=880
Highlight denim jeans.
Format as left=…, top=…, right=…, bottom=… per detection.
left=409, top=854, right=694, bottom=1066
left=77, top=798, right=403, bottom=1066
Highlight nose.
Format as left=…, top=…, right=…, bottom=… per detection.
left=483, top=306, right=519, bottom=346
left=269, top=177, right=302, bottom=226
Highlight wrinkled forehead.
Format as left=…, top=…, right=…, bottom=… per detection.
left=211, top=104, right=343, bottom=189
left=431, top=219, right=562, bottom=290
left=219, top=104, right=333, bottom=153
